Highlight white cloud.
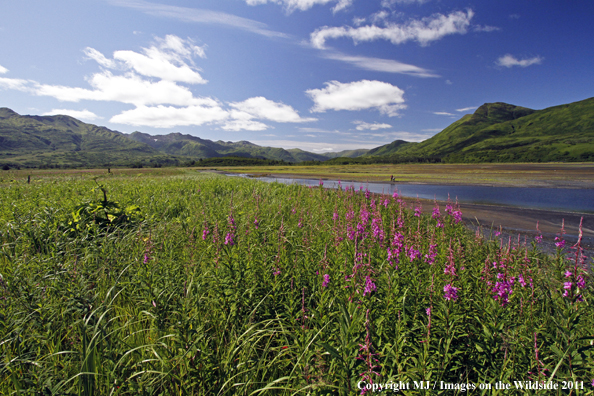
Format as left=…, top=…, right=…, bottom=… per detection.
left=221, top=119, right=270, bottom=131
left=445, top=79, right=453, bottom=85
left=251, top=139, right=381, bottom=152
left=473, top=25, right=499, bottom=32
left=0, top=77, right=30, bottom=91
left=108, top=0, right=287, bottom=38
left=245, top=0, right=353, bottom=13
left=298, top=127, right=343, bottom=134
left=306, top=80, right=406, bottom=116
left=85, top=35, right=207, bottom=84
left=229, top=96, right=316, bottom=123
left=353, top=120, right=392, bottom=130
left=456, top=106, right=477, bottom=112
left=496, top=54, right=543, bottom=68
left=382, top=0, right=430, bottom=6
left=310, top=9, right=473, bottom=49
left=83, top=48, right=117, bottom=68
left=43, top=108, right=102, bottom=121
left=0, top=64, right=8, bottom=74
left=433, top=111, right=455, bottom=116
left=323, top=52, right=438, bottom=77
left=34, top=71, right=204, bottom=106
left=110, top=104, right=229, bottom=128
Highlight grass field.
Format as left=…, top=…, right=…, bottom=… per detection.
left=1, top=169, right=593, bottom=395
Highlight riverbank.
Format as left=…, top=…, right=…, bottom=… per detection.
left=212, top=163, right=594, bottom=189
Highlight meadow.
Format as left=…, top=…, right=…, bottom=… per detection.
left=0, top=169, right=593, bottom=395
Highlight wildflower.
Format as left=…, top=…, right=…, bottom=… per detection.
left=555, top=237, right=566, bottom=248
left=443, top=284, right=459, bottom=301
left=518, top=273, right=527, bottom=287
left=577, top=275, right=585, bottom=289
left=564, top=270, right=572, bottom=278
left=492, top=275, right=515, bottom=306
left=254, top=218, right=259, bottom=229
left=365, top=189, right=370, bottom=199
left=432, top=204, right=440, bottom=219
left=224, top=232, right=234, bottom=246
left=382, top=198, right=389, bottom=208
left=202, top=228, right=210, bottom=240
left=414, top=206, right=422, bottom=217
left=143, top=254, right=150, bottom=264
left=322, top=274, right=330, bottom=288
left=363, top=276, right=376, bottom=296
left=407, top=246, right=420, bottom=261
left=424, top=244, right=437, bottom=265
left=319, top=179, right=324, bottom=187
left=452, top=210, right=463, bottom=224
left=426, top=307, right=431, bottom=316
left=563, top=281, right=572, bottom=297
left=392, top=190, right=399, bottom=199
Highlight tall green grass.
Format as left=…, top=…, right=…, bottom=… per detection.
left=0, top=171, right=592, bottom=395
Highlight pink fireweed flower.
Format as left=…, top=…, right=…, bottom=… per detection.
left=363, top=276, right=376, bottom=296
left=202, top=228, right=210, bottom=240
left=518, top=274, right=527, bottom=287
left=407, top=246, right=420, bottom=261
left=565, top=270, right=572, bottom=278
left=254, top=218, right=259, bottom=229
left=555, top=237, right=566, bottom=248
left=365, top=189, right=370, bottom=200
left=224, top=232, right=234, bottom=246
left=322, top=274, right=330, bottom=288
left=424, top=244, right=438, bottom=265
left=452, top=210, right=463, bottom=224
left=414, top=206, right=422, bottom=217
left=426, top=307, right=431, bottom=316
left=319, top=178, right=324, bottom=187
left=443, top=284, right=459, bottom=301
left=143, top=254, right=150, bottom=264
left=577, top=275, right=585, bottom=289
left=492, top=275, right=515, bottom=306
left=432, top=205, right=441, bottom=219
left=382, top=198, right=389, bottom=208
left=392, top=190, right=399, bottom=199
left=563, top=281, right=572, bottom=297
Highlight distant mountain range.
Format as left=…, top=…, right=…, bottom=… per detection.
left=1, top=96, right=593, bottom=168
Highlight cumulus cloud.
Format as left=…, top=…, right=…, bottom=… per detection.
left=229, top=96, right=316, bottom=123
left=0, top=35, right=317, bottom=131
left=43, top=108, right=102, bottom=121
left=310, top=9, right=473, bottom=49
left=306, top=80, right=406, bottom=116
left=352, top=120, right=392, bottom=130
left=323, top=52, right=438, bottom=77
left=496, top=54, right=543, bottom=68
left=110, top=104, right=229, bottom=128
left=245, top=0, right=353, bottom=13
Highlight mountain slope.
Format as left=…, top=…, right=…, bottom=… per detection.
left=127, top=131, right=329, bottom=162
left=0, top=108, right=173, bottom=168
left=367, top=97, right=594, bottom=162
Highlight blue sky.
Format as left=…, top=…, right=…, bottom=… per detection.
left=1, top=0, right=593, bottom=153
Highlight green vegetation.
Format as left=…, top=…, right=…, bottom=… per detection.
left=1, top=171, right=592, bottom=394
left=366, top=98, right=594, bottom=163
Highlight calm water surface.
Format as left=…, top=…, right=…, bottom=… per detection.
left=228, top=174, right=594, bottom=213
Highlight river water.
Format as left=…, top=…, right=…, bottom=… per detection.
left=228, top=174, right=594, bottom=213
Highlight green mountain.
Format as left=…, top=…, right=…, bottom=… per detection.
left=0, top=109, right=330, bottom=168
left=321, top=148, right=370, bottom=159
left=127, top=131, right=329, bottom=162
left=366, top=97, right=594, bottom=162
left=0, top=108, right=176, bottom=168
